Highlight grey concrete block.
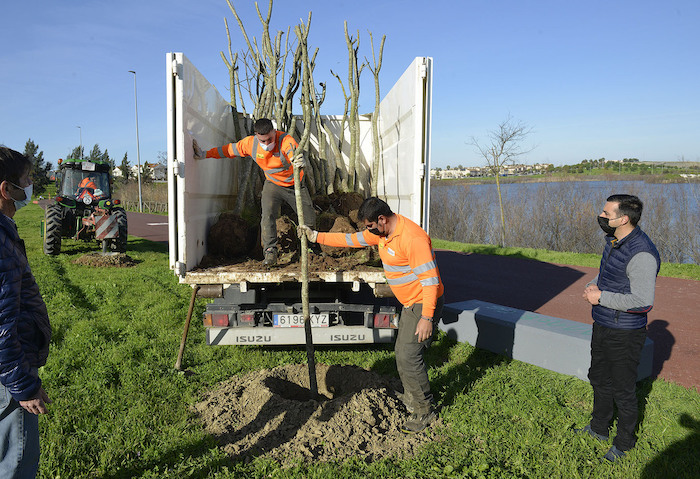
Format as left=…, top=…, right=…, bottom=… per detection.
left=440, top=299, right=653, bottom=382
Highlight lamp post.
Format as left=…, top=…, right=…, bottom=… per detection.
left=128, top=70, right=143, bottom=212
left=76, top=125, right=82, bottom=158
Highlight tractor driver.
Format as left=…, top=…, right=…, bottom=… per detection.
left=76, top=176, right=101, bottom=201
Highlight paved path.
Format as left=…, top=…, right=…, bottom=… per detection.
left=435, top=250, right=700, bottom=391
left=123, top=211, right=700, bottom=390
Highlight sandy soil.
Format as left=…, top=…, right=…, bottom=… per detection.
left=72, top=252, right=137, bottom=267
left=191, top=363, right=439, bottom=463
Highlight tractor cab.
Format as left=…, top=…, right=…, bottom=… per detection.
left=60, top=168, right=111, bottom=205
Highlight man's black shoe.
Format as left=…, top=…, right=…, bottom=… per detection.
left=603, top=445, right=627, bottom=463
left=263, top=247, right=278, bottom=266
left=400, top=411, right=436, bottom=434
left=573, top=424, right=609, bottom=442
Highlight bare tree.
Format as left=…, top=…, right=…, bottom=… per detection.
left=367, top=32, right=386, bottom=197
left=470, top=115, right=534, bottom=247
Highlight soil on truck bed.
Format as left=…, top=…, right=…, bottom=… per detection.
left=191, top=363, right=439, bottom=463
left=199, top=191, right=383, bottom=276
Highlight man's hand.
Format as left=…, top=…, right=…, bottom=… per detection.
left=583, top=284, right=602, bottom=305
left=291, top=153, right=305, bottom=169
left=415, top=317, right=434, bottom=343
left=193, top=139, right=206, bottom=160
left=19, top=387, right=51, bottom=415
left=297, top=224, right=318, bottom=243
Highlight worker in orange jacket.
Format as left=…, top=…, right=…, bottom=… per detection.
left=76, top=176, right=98, bottom=201
left=193, top=118, right=316, bottom=265
left=299, top=197, right=444, bottom=433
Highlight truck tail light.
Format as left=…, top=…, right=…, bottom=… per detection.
left=373, top=313, right=397, bottom=329
left=239, top=312, right=255, bottom=326
left=203, top=313, right=230, bottom=327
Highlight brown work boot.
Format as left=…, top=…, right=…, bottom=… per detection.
left=263, top=247, right=278, bottom=266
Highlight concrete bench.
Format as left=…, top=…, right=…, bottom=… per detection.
left=439, top=299, right=653, bottom=382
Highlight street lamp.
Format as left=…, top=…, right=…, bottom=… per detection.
left=76, top=125, right=82, bottom=158
left=128, top=70, right=143, bottom=212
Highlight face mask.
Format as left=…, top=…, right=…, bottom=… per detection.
left=10, top=183, right=33, bottom=211
left=367, top=227, right=381, bottom=236
left=260, top=141, right=276, bottom=152
left=597, top=216, right=617, bottom=235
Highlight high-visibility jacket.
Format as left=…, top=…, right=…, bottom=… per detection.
left=205, top=131, right=302, bottom=187
left=78, top=178, right=97, bottom=189
left=77, top=178, right=97, bottom=200
left=317, top=214, right=444, bottom=318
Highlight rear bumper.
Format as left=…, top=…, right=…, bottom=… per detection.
left=206, top=325, right=395, bottom=345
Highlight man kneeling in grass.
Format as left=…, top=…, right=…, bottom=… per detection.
left=299, top=197, right=444, bottom=433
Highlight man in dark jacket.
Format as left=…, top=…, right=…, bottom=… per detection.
left=577, top=194, right=660, bottom=463
left=0, top=146, right=52, bottom=478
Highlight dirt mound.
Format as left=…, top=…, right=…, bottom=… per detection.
left=321, top=216, right=358, bottom=257
left=72, top=253, right=136, bottom=268
left=207, top=212, right=254, bottom=258
left=191, top=364, right=438, bottom=463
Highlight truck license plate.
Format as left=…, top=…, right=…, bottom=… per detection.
left=273, top=314, right=329, bottom=328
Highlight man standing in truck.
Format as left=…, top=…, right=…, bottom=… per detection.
left=193, top=118, right=316, bottom=266
left=299, top=197, right=444, bottom=433
left=577, top=194, right=660, bottom=463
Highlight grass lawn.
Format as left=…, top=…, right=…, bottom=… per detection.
left=14, top=204, right=700, bottom=478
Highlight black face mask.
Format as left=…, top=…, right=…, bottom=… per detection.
left=367, top=227, right=381, bottom=236
left=597, top=216, right=617, bottom=235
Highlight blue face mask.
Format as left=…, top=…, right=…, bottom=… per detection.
left=10, top=182, right=33, bottom=210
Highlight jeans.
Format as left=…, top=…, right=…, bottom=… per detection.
left=588, top=322, right=647, bottom=451
left=260, top=181, right=316, bottom=251
left=394, top=296, right=444, bottom=415
left=0, top=384, right=39, bottom=479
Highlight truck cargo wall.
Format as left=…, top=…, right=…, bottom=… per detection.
left=167, top=53, right=432, bottom=276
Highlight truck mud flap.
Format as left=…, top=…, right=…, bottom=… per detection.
left=206, top=326, right=395, bottom=346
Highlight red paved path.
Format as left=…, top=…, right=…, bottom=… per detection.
left=124, top=211, right=700, bottom=390
left=435, top=250, right=700, bottom=391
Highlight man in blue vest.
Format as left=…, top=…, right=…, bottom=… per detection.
left=577, top=194, right=660, bottom=463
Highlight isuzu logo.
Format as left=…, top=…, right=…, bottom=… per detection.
left=330, top=334, right=366, bottom=342
left=235, top=335, right=272, bottom=343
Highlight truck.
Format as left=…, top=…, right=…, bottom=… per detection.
left=43, top=158, right=128, bottom=255
left=166, top=52, right=433, bottom=347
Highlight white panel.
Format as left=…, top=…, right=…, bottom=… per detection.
left=374, top=57, right=433, bottom=227
left=167, top=53, right=240, bottom=273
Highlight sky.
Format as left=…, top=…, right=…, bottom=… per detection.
left=1, top=0, right=699, bottom=171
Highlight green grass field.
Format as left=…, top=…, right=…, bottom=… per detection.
left=15, top=204, right=700, bottom=478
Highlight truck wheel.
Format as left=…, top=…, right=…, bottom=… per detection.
left=111, top=208, right=128, bottom=253
left=43, top=204, right=63, bottom=255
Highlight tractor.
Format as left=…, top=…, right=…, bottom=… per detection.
left=43, top=158, right=128, bottom=255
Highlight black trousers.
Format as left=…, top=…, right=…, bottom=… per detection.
left=588, top=322, right=647, bottom=451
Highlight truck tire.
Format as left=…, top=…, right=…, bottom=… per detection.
left=111, top=208, right=128, bottom=253
left=43, top=204, right=63, bottom=255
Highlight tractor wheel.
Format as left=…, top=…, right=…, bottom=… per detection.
left=111, top=208, right=128, bottom=253
left=43, top=204, right=63, bottom=255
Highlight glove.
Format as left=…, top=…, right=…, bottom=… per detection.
left=291, top=153, right=305, bottom=169
left=193, top=139, right=206, bottom=160
left=297, top=224, right=318, bottom=243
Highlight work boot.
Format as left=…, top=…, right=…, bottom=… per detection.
left=263, top=247, right=278, bottom=266
left=573, top=424, right=609, bottom=442
left=400, top=410, right=436, bottom=434
left=603, top=445, right=627, bottom=463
